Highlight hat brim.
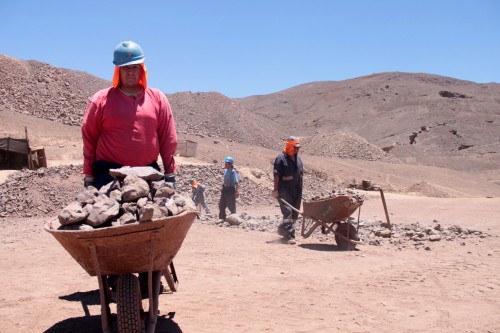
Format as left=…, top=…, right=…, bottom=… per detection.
left=116, top=58, right=145, bottom=67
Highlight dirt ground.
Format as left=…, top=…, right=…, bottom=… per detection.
left=1, top=191, right=499, bottom=333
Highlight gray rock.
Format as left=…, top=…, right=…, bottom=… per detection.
left=121, top=175, right=150, bottom=202
left=109, top=166, right=164, bottom=182
left=86, top=197, right=120, bottom=227
left=165, top=198, right=179, bottom=215
left=60, top=223, right=94, bottom=231
left=138, top=203, right=155, bottom=222
left=226, top=213, right=242, bottom=226
left=75, top=189, right=96, bottom=205
left=375, top=229, right=392, bottom=238
left=58, top=201, right=89, bottom=225
left=429, top=234, right=442, bottom=241
left=154, top=186, right=176, bottom=199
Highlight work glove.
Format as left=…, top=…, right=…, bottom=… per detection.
left=164, top=173, right=176, bottom=189
left=83, top=175, right=95, bottom=188
left=272, top=190, right=279, bottom=199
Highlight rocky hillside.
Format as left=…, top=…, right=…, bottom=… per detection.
left=0, top=54, right=109, bottom=126
left=169, top=91, right=286, bottom=150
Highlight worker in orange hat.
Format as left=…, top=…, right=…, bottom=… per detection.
left=81, top=40, right=178, bottom=293
left=188, top=178, right=211, bottom=216
left=82, top=41, right=177, bottom=190
left=272, top=136, right=304, bottom=241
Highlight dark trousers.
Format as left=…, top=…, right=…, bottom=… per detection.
left=278, top=186, right=302, bottom=222
left=218, top=187, right=236, bottom=220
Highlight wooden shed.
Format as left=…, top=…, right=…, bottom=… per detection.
left=0, top=127, right=47, bottom=170
left=176, top=140, right=198, bottom=157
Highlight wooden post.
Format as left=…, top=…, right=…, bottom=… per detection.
left=25, top=127, right=33, bottom=170
left=379, top=188, right=392, bottom=229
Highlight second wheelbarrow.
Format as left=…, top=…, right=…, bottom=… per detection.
left=280, top=195, right=363, bottom=250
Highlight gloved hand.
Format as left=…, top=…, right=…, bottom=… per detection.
left=83, top=175, right=95, bottom=188
left=272, top=190, right=279, bottom=199
left=164, top=173, right=176, bottom=189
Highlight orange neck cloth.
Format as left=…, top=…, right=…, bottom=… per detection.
left=191, top=180, right=199, bottom=188
left=283, top=140, right=300, bottom=156
left=112, top=63, right=148, bottom=90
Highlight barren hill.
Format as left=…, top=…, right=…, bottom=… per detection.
left=0, top=54, right=109, bottom=125
left=237, top=72, right=500, bottom=180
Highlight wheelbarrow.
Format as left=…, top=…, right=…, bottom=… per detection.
left=280, top=195, right=363, bottom=250
left=44, top=210, right=198, bottom=333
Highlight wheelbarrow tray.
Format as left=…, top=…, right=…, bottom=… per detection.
left=44, top=211, right=198, bottom=276
left=302, top=196, right=362, bottom=223
left=297, top=196, right=363, bottom=247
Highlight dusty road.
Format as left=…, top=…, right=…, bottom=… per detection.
left=0, top=194, right=499, bottom=332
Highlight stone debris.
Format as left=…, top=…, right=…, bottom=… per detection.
left=0, top=164, right=492, bottom=250
left=360, top=221, right=491, bottom=250
left=51, top=166, right=196, bottom=230
left=309, top=188, right=365, bottom=204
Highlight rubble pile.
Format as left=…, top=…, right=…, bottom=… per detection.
left=359, top=220, right=491, bottom=250
left=47, top=166, right=197, bottom=231
left=301, top=132, right=401, bottom=163
left=0, top=165, right=83, bottom=218
left=308, top=188, right=365, bottom=204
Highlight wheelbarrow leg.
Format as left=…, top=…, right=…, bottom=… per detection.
left=88, top=242, right=112, bottom=333
left=163, top=262, right=179, bottom=292
left=96, top=275, right=112, bottom=333
left=146, top=271, right=162, bottom=333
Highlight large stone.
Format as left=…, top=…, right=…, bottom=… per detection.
left=154, top=186, right=176, bottom=199
left=138, top=203, right=155, bottom=222
left=226, top=213, right=241, bottom=226
left=109, top=166, right=164, bottom=182
left=118, top=212, right=137, bottom=225
left=86, top=197, right=120, bottom=227
left=75, top=189, right=96, bottom=205
left=375, top=229, right=392, bottom=238
left=165, top=198, right=179, bottom=215
left=121, top=175, right=150, bottom=202
left=58, top=201, right=89, bottom=225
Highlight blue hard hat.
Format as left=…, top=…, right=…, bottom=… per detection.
left=113, top=41, right=145, bottom=67
left=224, top=156, right=234, bottom=164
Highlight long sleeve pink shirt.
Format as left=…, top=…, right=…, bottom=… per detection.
left=82, top=87, right=177, bottom=176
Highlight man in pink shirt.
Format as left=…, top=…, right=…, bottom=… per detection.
left=82, top=40, right=177, bottom=189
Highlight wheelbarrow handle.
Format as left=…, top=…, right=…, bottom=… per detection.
left=279, top=197, right=303, bottom=216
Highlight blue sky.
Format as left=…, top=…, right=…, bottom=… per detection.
left=1, top=0, right=499, bottom=98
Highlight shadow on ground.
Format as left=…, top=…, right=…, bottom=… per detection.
left=44, top=313, right=182, bottom=333
left=47, top=290, right=183, bottom=332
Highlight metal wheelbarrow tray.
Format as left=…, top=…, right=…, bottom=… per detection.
left=45, top=210, right=198, bottom=333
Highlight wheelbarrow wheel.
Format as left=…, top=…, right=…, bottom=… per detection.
left=117, top=274, right=145, bottom=333
left=335, top=223, right=358, bottom=250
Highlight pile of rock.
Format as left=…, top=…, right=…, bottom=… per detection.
left=359, top=220, right=491, bottom=250
left=50, top=166, right=196, bottom=230
left=308, top=188, right=365, bottom=204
